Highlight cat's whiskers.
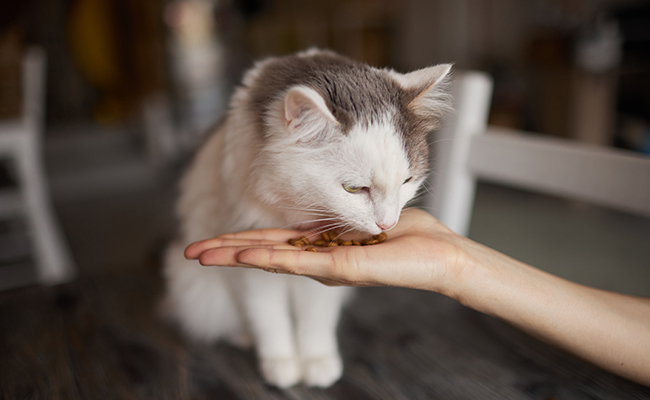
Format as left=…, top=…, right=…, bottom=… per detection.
left=277, top=206, right=331, bottom=216
left=282, top=197, right=333, bottom=214
left=405, top=196, right=422, bottom=209
left=419, top=180, right=435, bottom=197
left=309, top=221, right=346, bottom=234
left=275, top=217, right=339, bottom=231
left=271, top=201, right=353, bottom=239
left=407, top=185, right=441, bottom=214
left=331, top=225, right=356, bottom=242
left=304, top=222, right=348, bottom=240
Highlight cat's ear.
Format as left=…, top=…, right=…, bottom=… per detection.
left=391, top=64, right=453, bottom=120
left=284, top=86, right=338, bottom=141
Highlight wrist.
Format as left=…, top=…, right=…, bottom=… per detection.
left=436, top=237, right=521, bottom=314
left=416, top=232, right=485, bottom=302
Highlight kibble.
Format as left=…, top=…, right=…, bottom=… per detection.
left=289, top=230, right=387, bottom=251
left=289, top=236, right=311, bottom=247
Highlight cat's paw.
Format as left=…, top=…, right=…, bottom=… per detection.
left=260, top=357, right=302, bottom=388
left=302, top=354, right=343, bottom=388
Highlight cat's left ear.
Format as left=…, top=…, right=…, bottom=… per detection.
left=390, top=64, right=453, bottom=120
left=283, top=86, right=338, bottom=143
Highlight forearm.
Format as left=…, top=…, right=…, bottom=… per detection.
left=450, top=242, right=650, bottom=386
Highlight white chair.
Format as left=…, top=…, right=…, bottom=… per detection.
left=428, top=71, right=650, bottom=237
left=0, top=47, right=75, bottom=289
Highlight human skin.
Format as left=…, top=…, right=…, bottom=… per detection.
left=185, top=208, right=650, bottom=386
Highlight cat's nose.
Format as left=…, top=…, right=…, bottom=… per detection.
left=376, top=221, right=397, bottom=231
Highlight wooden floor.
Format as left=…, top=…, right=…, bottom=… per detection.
left=1, top=266, right=649, bottom=400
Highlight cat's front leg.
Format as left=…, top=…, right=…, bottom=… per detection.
left=290, top=277, right=353, bottom=387
left=241, top=270, right=301, bottom=388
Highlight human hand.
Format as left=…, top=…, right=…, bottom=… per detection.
left=184, top=208, right=471, bottom=293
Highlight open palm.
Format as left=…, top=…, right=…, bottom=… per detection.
left=185, top=208, right=468, bottom=292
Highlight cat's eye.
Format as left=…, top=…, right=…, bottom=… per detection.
left=343, top=183, right=363, bottom=193
left=404, top=176, right=413, bottom=184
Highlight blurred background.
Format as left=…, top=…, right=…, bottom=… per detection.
left=0, top=0, right=649, bottom=294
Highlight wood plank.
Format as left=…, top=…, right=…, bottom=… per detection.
left=468, top=127, right=650, bottom=217
left=1, top=270, right=650, bottom=399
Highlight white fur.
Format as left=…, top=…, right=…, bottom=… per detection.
left=163, top=58, right=431, bottom=388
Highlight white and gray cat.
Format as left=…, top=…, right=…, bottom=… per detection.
left=163, top=49, right=452, bottom=388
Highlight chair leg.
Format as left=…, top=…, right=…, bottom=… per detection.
left=16, top=137, right=75, bottom=285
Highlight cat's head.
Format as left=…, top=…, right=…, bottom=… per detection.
left=252, top=54, right=452, bottom=235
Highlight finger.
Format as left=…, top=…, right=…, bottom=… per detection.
left=185, top=238, right=291, bottom=259
left=185, top=228, right=311, bottom=259
left=236, top=247, right=337, bottom=277
left=196, top=244, right=297, bottom=266
left=236, top=247, right=378, bottom=287
left=197, top=245, right=357, bottom=285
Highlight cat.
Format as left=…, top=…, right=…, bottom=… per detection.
left=162, top=49, right=452, bottom=388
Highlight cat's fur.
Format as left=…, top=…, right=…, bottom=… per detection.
left=163, top=49, right=452, bottom=388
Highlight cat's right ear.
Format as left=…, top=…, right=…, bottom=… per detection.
left=389, top=64, right=453, bottom=124
left=284, top=86, right=339, bottom=142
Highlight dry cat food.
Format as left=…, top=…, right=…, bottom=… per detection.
left=289, top=231, right=387, bottom=251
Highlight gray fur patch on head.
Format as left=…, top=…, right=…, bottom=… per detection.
left=247, top=50, right=402, bottom=132
left=243, top=49, right=452, bottom=177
